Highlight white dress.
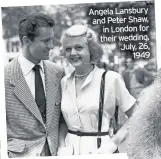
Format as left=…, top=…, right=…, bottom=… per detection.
left=60, top=66, right=136, bottom=155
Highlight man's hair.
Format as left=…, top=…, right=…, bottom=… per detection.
left=19, top=12, right=55, bottom=44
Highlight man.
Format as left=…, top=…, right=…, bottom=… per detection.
left=5, top=13, right=64, bottom=157
left=127, top=70, right=161, bottom=159
left=122, top=57, right=154, bottom=98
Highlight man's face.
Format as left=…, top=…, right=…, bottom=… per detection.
left=126, top=58, right=134, bottom=69
left=28, top=26, right=54, bottom=64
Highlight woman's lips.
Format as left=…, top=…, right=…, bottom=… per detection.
left=70, top=56, right=80, bottom=61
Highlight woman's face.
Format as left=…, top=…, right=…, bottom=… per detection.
left=62, top=36, right=91, bottom=68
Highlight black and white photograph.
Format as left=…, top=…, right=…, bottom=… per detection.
left=0, top=0, right=159, bottom=158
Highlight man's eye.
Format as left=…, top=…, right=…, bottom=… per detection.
left=65, top=48, right=72, bottom=52
left=42, top=39, right=49, bottom=43
left=75, top=46, right=83, bottom=51
left=42, top=38, right=53, bottom=43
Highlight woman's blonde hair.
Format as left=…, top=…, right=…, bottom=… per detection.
left=61, top=24, right=103, bottom=63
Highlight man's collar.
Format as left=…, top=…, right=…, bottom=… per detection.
left=18, top=53, right=44, bottom=76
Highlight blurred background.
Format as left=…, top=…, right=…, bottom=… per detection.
left=1, top=0, right=157, bottom=153
left=1, top=1, right=156, bottom=71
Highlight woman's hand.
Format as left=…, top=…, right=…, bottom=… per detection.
left=90, top=139, right=118, bottom=154
left=57, top=145, right=74, bottom=156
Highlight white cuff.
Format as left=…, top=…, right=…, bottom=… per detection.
left=98, top=140, right=118, bottom=154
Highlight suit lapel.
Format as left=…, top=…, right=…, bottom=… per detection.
left=44, top=62, right=59, bottom=127
left=10, top=57, right=44, bottom=125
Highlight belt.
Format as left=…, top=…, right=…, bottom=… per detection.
left=68, top=129, right=109, bottom=136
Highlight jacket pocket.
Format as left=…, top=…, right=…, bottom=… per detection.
left=8, top=138, right=27, bottom=153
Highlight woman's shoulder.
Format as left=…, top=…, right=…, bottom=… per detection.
left=105, top=70, right=123, bottom=81
left=61, top=72, right=74, bottom=86
left=62, top=71, right=73, bottom=80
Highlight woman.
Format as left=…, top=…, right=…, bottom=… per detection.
left=58, top=25, right=136, bottom=155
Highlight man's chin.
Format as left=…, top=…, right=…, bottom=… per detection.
left=43, top=56, right=49, bottom=60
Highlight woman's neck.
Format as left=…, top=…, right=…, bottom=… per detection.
left=75, top=64, right=94, bottom=77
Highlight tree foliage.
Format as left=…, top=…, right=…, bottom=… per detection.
left=2, top=1, right=156, bottom=58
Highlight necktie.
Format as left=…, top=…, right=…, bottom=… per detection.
left=33, top=65, right=51, bottom=156
left=33, top=65, right=46, bottom=123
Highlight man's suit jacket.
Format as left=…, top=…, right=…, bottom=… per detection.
left=127, top=70, right=161, bottom=159
left=5, top=56, right=64, bottom=158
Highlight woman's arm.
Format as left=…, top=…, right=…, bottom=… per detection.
left=58, top=114, right=74, bottom=156
left=111, top=104, right=136, bottom=146
left=95, top=72, right=136, bottom=154
left=94, top=106, right=135, bottom=155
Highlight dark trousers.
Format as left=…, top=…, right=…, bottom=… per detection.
left=41, top=140, right=51, bottom=156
